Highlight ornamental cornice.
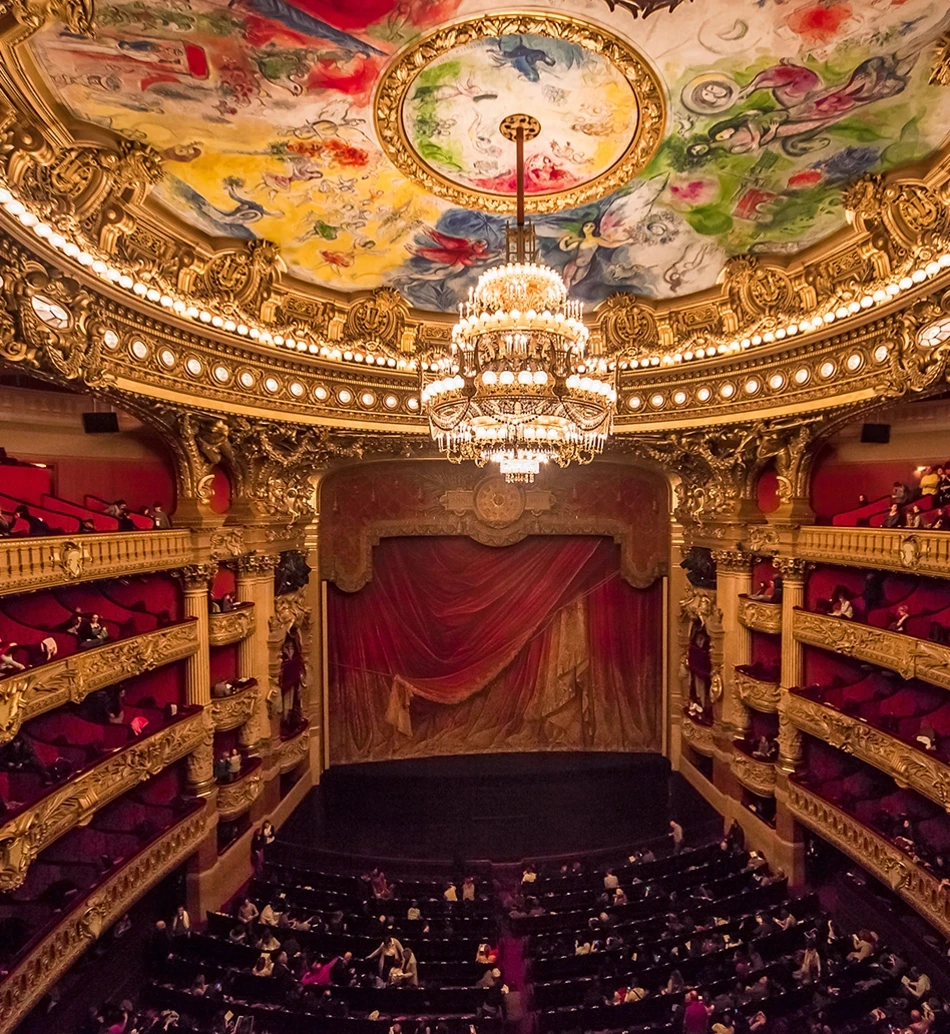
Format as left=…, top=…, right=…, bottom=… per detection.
left=738, top=597, right=783, bottom=635
left=786, top=693, right=950, bottom=812
left=731, top=752, right=776, bottom=797
left=217, top=764, right=264, bottom=820
left=0, top=709, right=205, bottom=891
left=792, top=609, right=950, bottom=691
left=210, top=680, right=259, bottom=733
left=796, top=526, right=950, bottom=581
left=277, top=723, right=311, bottom=774
left=235, top=552, right=281, bottom=577
left=734, top=669, right=781, bottom=714
left=0, top=620, right=199, bottom=743
left=0, top=804, right=209, bottom=1034
left=786, top=781, right=950, bottom=940
left=209, top=606, right=256, bottom=647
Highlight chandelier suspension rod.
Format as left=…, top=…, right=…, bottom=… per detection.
left=515, top=124, right=525, bottom=264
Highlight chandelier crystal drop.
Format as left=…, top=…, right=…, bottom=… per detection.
left=421, top=114, right=616, bottom=483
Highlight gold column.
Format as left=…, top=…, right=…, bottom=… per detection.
left=304, top=516, right=324, bottom=781
left=776, top=556, right=807, bottom=772
left=235, top=554, right=279, bottom=757
left=712, top=550, right=753, bottom=739
left=174, top=563, right=216, bottom=796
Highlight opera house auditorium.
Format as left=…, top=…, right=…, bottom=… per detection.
left=4, top=0, right=950, bottom=1032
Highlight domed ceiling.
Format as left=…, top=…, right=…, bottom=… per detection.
left=28, top=0, right=950, bottom=313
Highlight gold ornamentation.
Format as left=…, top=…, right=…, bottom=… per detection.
left=732, top=752, right=776, bottom=797
left=597, top=295, right=659, bottom=356
left=236, top=552, right=281, bottom=577
left=172, top=563, right=217, bottom=592
left=472, top=477, right=526, bottom=527
left=774, top=556, right=808, bottom=581
left=0, top=710, right=205, bottom=890
left=734, top=668, right=780, bottom=714
left=277, top=723, right=311, bottom=773
left=373, top=14, right=665, bottom=215
left=724, top=256, right=799, bottom=323
left=796, top=526, right=950, bottom=581
left=711, top=549, right=753, bottom=574
left=211, top=679, right=259, bottom=732
left=194, top=241, right=283, bottom=320
left=786, top=782, right=950, bottom=940
left=209, top=527, right=247, bottom=562
left=209, top=606, right=256, bottom=647
left=0, top=806, right=209, bottom=1034
left=932, top=32, right=950, bottom=86
left=738, top=597, right=782, bottom=634
left=0, top=0, right=93, bottom=33
left=217, top=765, right=264, bottom=819
left=0, top=621, right=199, bottom=742
left=747, top=525, right=780, bottom=556
left=680, top=715, right=715, bottom=756
left=269, top=586, right=311, bottom=638
left=343, top=288, right=408, bottom=349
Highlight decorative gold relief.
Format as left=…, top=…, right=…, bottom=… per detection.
left=738, top=597, right=782, bottom=634
left=0, top=806, right=209, bottom=1034
left=724, top=256, right=799, bottom=324
left=217, top=765, right=264, bottom=820
left=344, top=288, right=409, bottom=351
left=734, top=669, right=781, bottom=714
left=210, top=680, right=259, bottom=733
left=0, top=621, right=198, bottom=743
left=277, top=723, right=311, bottom=773
left=732, top=752, right=776, bottom=797
left=0, top=710, right=205, bottom=891
left=680, top=715, right=715, bottom=757
left=932, top=32, right=950, bottom=86
left=209, top=527, right=247, bottom=562
left=597, top=295, right=659, bottom=357
left=785, top=694, right=950, bottom=812
left=193, top=240, right=283, bottom=320
left=796, top=526, right=950, bottom=581
left=209, top=606, right=256, bottom=647
left=711, top=549, right=753, bottom=574
left=786, top=782, right=950, bottom=941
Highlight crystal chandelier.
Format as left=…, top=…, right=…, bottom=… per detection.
left=421, top=114, right=616, bottom=484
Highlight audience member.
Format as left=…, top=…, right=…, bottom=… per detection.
left=14, top=504, right=51, bottom=536
left=883, top=502, right=906, bottom=528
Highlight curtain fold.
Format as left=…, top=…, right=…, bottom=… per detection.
left=328, top=536, right=661, bottom=763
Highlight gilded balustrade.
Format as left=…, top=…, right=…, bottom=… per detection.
left=785, top=781, right=950, bottom=940
left=731, top=750, right=776, bottom=797
left=217, top=761, right=265, bottom=820
left=277, top=722, right=311, bottom=774
left=0, top=709, right=206, bottom=891
left=209, top=604, right=256, bottom=646
left=680, top=715, right=715, bottom=757
left=793, top=609, right=950, bottom=690
left=785, top=692, right=950, bottom=812
left=734, top=668, right=781, bottom=713
left=796, top=527, right=950, bottom=581
left=0, top=620, right=199, bottom=743
left=737, top=597, right=782, bottom=635
left=0, top=530, right=194, bottom=597
left=210, top=679, right=259, bottom=732
left=0, top=803, right=210, bottom=1034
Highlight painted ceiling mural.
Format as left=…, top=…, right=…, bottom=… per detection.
left=29, top=0, right=950, bottom=313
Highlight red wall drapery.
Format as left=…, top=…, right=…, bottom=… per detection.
left=328, top=536, right=661, bottom=763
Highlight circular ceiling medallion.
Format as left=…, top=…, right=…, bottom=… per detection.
left=375, top=14, right=666, bottom=215
left=473, top=476, right=525, bottom=527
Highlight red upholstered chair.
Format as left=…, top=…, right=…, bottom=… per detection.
left=40, top=494, right=119, bottom=531
left=832, top=496, right=891, bottom=527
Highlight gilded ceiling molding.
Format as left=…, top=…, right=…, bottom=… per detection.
left=933, top=33, right=950, bottom=86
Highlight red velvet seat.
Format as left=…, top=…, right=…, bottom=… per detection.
left=0, top=492, right=80, bottom=533
left=55, top=585, right=158, bottom=635
left=84, top=495, right=154, bottom=530
left=832, top=495, right=891, bottom=527
left=40, top=494, right=119, bottom=531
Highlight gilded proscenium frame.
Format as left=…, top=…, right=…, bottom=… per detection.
left=793, top=609, right=950, bottom=690
left=0, top=620, right=199, bottom=743
left=785, top=781, right=950, bottom=941
left=373, top=12, right=666, bottom=215
left=0, top=804, right=210, bottom=1034
left=0, top=708, right=206, bottom=891
left=785, top=692, right=950, bottom=813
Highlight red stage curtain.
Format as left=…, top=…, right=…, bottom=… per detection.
left=328, top=536, right=661, bottom=763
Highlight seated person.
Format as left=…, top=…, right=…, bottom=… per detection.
left=883, top=503, right=905, bottom=529
left=892, top=481, right=913, bottom=506
left=14, top=505, right=51, bottom=536
left=830, top=588, right=855, bottom=620
left=77, top=614, right=109, bottom=650
left=889, top=605, right=911, bottom=633
left=930, top=508, right=949, bottom=530
left=907, top=505, right=925, bottom=529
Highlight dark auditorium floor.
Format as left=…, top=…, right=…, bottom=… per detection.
left=281, top=752, right=721, bottom=861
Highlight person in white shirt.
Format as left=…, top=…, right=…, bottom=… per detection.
left=171, top=906, right=190, bottom=938
left=407, top=901, right=421, bottom=921
left=903, top=967, right=932, bottom=998
left=830, top=588, right=854, bottom=620
left=670, top=820, right=684, bottom=855
left=462, top=876, right=476, bottom=901
left=603, top=870, right=619, bottom=890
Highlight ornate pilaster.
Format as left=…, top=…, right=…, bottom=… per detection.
left=711, top=550, right=754, bottom=738
left=172, top=564, right=216, bottom=796
left=775, top=556, right=807, bottom=772
left=304, top=515, right=324, bottom=776
left=235, top=554, right=280, bottom=756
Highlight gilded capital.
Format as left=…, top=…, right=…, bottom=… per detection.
left=235, top=553, right=281, bottom=576
left=774, top=556, right=809, bottom=581
left=172, top=563, right=217, bottom=591
left=711, top=549, right=754, bottom=574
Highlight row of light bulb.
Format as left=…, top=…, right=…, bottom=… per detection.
left=565, top=374, right=616, bottom=400
left=452, top=308, right=588, bottom=346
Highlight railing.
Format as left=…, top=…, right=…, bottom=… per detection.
left=0, top=802, right=209, bottom=1034
left=277, top=721, right=311, bottom=773
left=209, top=603, right=255, bottom=646
left=680, top=714, right=715, bottom=757
left=793, top=609, right=950, bottom=690
left=731, top=747, right=776, bottom=796
left=785, top=692, right=950, bottom=813
left=210, top=679, right=259, bottom=732
left=737, top=597, right=782, bottom=634
left=217, top=758, right=264, bottom=820
left=734, top=668, right=781, bottom=713
left=0, top=619, right=199, bottom=743
left=0, top=708, right=205, bottom=891
left=785, top=781, right=950, bottom=940
left=797, top=526, right=950, bottom=581
left=0, top=529, right=194, bottom=597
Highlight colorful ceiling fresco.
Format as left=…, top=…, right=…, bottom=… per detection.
left=29, top=0, right=950, bottom=313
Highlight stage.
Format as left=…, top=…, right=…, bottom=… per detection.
left=280, top=752, right=720, bottom=862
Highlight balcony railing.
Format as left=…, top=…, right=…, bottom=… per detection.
left=785, top=781, right=950, bottom=940
left=734, top=668, right=781, bottom=713
left=737, top=597, right=782, bottom=634
left=797, top=526, right=950, bottom=580
left=0, top=802, right=209, bottom=1034
left=0, top=619, right=199, bottom=743
left=277, top=721, right=311, bottom=774
left=680, top=714, right=715, bottom=757
left=217, top=758, right=264, bottom=820
left=0, top=529, right=194, bottom=597
left=210, top=679, right=259, bottom=732
left=731, top=746, right=776, bottom=797
left=0, top=708, right=205, bottom=892
left=785, top=692, right=950, bottom=813
left=793, top=609, right=950, bottom=691
left=209, top=603, right=255, bottom=646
